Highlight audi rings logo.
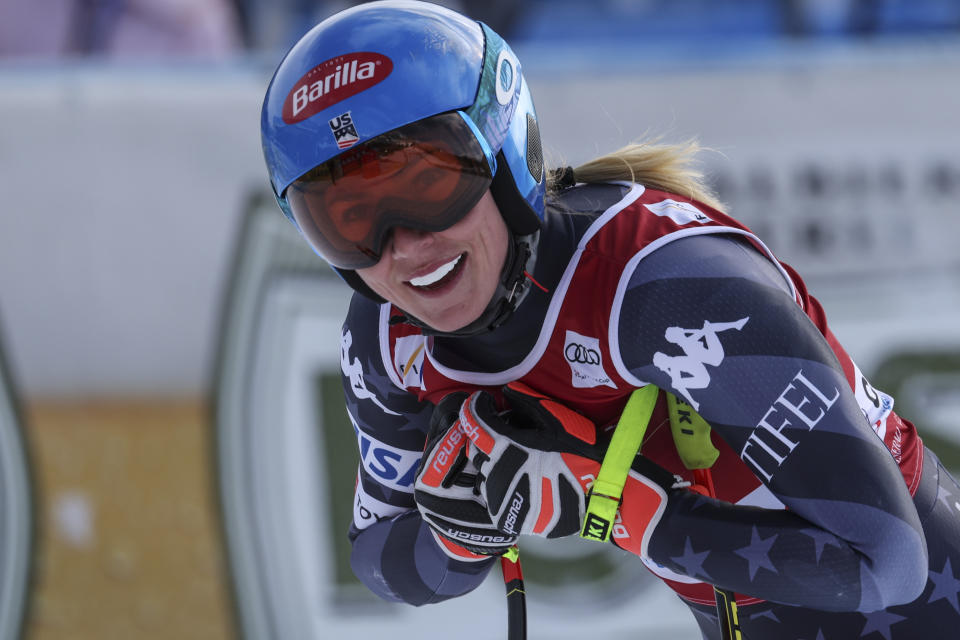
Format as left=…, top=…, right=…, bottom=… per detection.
left=563, top=330, right=617, bottom=390
left=565, top=343, right=600, bottom=365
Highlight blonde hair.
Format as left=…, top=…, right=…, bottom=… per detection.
left=552, top=140, right=725, bottom=213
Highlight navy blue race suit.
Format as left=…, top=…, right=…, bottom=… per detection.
left=340, top=182, right=960, bottom=639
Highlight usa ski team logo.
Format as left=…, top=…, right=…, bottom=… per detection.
left=329, top=111, right=359, bottom=149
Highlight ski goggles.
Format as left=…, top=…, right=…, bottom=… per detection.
left=283, top=111, right=495, bottom=270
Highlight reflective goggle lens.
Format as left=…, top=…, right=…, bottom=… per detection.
left=285, top=112, right=492, bottom=269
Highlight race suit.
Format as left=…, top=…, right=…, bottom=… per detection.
left=341, top=182, right=960, bottom=639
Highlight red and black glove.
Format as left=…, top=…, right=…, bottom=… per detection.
left=414, top=392, right=518, bottom=556
left=456, top=382, right=607, bottom=539
left=415, top=382, right=683, bottom=558
left=414, top=383, right=603, bottom=554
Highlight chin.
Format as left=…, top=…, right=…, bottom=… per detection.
left=419, top=303, right=484, bottom=333
left=422, top=315, right=469, bottom=333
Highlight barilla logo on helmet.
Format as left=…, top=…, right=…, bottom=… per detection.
left=282, top=52, right=393, bottom=124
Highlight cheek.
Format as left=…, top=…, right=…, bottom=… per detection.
left=354, top=264, right=392, bottom=297
left=482, top=221, right=509, bottom=273
left=495, top=227, right=509, bottom=266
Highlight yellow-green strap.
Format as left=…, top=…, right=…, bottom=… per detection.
left=666, top=392, right=719, bottom=471
left=580, top=384, right=659, bottom=542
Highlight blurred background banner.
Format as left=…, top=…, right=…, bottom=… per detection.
left=1, top=1, right=959, bottom=638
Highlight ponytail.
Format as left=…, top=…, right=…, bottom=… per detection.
left=548, top=139, right=725, bottom=213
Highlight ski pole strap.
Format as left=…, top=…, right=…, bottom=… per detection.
left=580, top=385, right=659, bottom=542
left=666, top=392, right=719, bottom=471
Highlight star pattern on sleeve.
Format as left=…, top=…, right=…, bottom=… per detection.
left=688, top=493, right=713, bottom=511
left=859, top=610, right=906, bottom=640
left=928, top=557, right=960, bottom=614
left=936, top=483, right=960, bottom=513
left=748, top=608, right=780, bottom=625
left=671, top=537, right=713, bottom=581
left=801, top=526, right=846, bottom=563
left=733, top=526, right=778, bottom=581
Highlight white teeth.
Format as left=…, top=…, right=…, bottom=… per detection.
left=409, top=254, right=462, bottom=287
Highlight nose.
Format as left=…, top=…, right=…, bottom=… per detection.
left=388, top=226, right=434, bottom=259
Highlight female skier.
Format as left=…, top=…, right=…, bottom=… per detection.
left=260, top=2, right=960, bottom=637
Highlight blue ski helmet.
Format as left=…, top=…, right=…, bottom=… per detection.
left=260, top=0, right=545, bottom=325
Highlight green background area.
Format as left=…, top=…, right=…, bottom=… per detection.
left=871, top=352, right=960, bottom=473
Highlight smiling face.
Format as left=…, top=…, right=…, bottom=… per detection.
left=355, top=190, right=509, bottom=332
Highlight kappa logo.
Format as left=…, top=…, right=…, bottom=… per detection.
left=341, top=330, right=400, bottom=415
left=644, top=199, right=711, bottom=226
left=652, top=318, right=749, bottom=410
left=563, top=330, right=617, bottom=389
